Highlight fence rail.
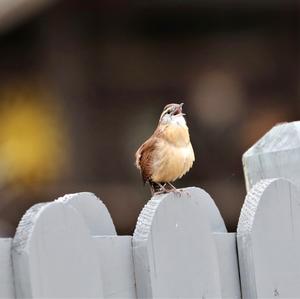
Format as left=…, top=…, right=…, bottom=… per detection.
left=1, top=121, right=300, bottom=298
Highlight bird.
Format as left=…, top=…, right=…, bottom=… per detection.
left=135, top=102, right=195, bottom=195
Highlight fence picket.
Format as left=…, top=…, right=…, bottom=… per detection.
left=237, top=178, right=300, bottom=299
left=12, top=201, right=104, bottom=298
left=0, top=238, right=15, bottom=298
left=133, top=187, right=240, bottom=298
left=56, top=192, right=116, bottom=235
left=243, top=121, right=300, bottom=191
left=214, top=233, right=241, bottom=299
left=94, top=236, right=136, bottom=298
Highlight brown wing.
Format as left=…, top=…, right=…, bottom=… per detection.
left=135, top=136, right=157, bottom=183
left=136, top=125, right=165, bottom=184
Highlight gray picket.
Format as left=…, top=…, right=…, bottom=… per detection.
left=57, top=193, right=136, bottom=298
left=94, top=236, right=136, bottom=298
left=0, top=238, right=15, bottom=298
left=237, top=178, right=300, bottom=299
left=133, top=187, right=240, bottom=299
left=12, top=201, right=103, bottom=298
left=214, top=233, right=241, bottom=299
left=56, top=192, right=116, bottom=235
left=243, top=121, right=300, bottom=191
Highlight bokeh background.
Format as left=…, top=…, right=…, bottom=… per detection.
left=0, top=0, right=298, bottom=235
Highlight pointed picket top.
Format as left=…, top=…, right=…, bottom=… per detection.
left=243, top=121, right=300, bottom=191
left=56, top=192, right=116, bottom=236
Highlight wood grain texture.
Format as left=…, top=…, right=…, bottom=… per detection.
left=237, top=178, right=300, bottom=299
left=243, top=121, right=300, bottom=191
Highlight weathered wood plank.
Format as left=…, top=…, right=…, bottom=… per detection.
left=0, top=238, right=15, bottom=298
left=214, top=233, right=241, bottom=299
left=243, top=121, right=300, bottom=191
left=56, top=192, right=116, bottom=235
left=133, top=187, right=227, bottom=298
left=237, top=178, right=300, bottom=299
left=93, top=236, right=136, bottom=298
left=12, top=201, right=103, bottom=298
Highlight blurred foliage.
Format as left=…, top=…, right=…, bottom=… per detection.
left=0, top=82, right=68, bottom=187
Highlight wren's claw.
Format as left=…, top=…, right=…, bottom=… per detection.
left=154, top=183, right=181, bottom=195
left=166, top=182, right=177, bottom=190
left=166, top=182, right=181, bottom=196
left=184, top=191, right=191, bottom=198
left=154, top=189, right=172, bottom=195
left=154, top=190, right=166, bottom=195
left=157, top=183, right=170, bottom=193
left=154, top=188, right=180, bottom=196
left=173, top=189, right=182, bottom=197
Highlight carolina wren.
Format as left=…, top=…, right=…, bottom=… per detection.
left=135, top=103, right=195, bottom=195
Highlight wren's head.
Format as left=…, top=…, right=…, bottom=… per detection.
left=159, top=103, right=186, bottom=125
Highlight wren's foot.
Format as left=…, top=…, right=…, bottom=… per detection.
left=184, top=191, right=191, bottom=198
left=166, top=183, right=191, bottom=197
left=164, top=182, right=182, bottom=197
left=154, top=190, right=168, bottom=195
left=166, top=182, right=177, bottom=190
left=173, top=189, right=183, bottom=197
left=175, top=189, right=191, bottom=198
left=156, top=183, right=172, bottom=194
left=154, top=188, right=180, bottom=196
left=166, top=182, right=181, bottom=194
left=149, top=181, right=168, bottom=195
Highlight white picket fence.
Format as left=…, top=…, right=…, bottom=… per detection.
left=1, top=121, right=300, bottom=299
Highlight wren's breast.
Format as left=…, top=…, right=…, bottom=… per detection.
left=151, top=123, right=195, bottom=183
left=151, top=142, right=194, bottom=183
left=162, top=121, right=190, bottom=147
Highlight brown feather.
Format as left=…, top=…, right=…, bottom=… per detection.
left=135, top=128, right=162, bottom=183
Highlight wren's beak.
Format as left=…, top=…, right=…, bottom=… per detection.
left=172, top=103, right=185, bottom=116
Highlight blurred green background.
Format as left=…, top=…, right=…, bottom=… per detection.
left=0, top=0, right=298, bottom=235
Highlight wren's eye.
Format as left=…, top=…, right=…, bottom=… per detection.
left=163, top=109, right=172, bottom=116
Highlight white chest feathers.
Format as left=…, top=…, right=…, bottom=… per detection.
left=161, top=114, right=187, bottom=126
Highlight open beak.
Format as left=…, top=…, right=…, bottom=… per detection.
left=174, top=103, right=184, bottom=115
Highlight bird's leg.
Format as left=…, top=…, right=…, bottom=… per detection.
left=150, top=185, right=155, bottom=196
left=149, top=181, right=158, bottom=196
left=149, top=181, right=167, bottom=195
left=166, top=182, right=183, bottom=197
left=156, top=182, right=170, bottom=194
left=167, top=182, right=191, bottom=197
left=166, top=182, right=178, bottom=190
